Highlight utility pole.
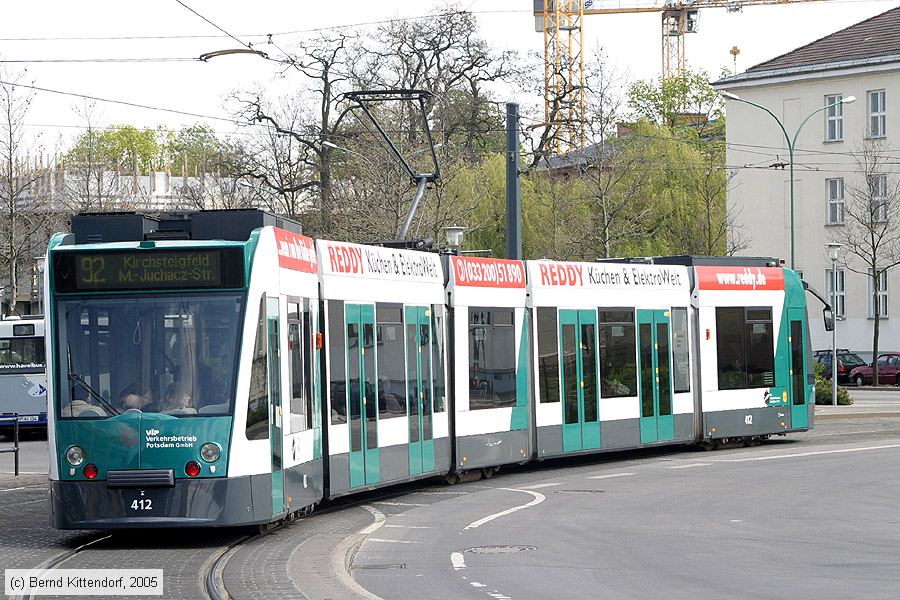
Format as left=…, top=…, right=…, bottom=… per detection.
left=506, top=103, right=522, bottom=260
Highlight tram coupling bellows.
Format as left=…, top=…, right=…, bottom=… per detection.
left=106, top=469, right=175, bottom=488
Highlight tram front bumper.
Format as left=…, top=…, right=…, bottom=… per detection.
left=51, top=475, right=264, bottom=529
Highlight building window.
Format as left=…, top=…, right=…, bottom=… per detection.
left=716, top=307, right=775, bottom=391
left=825, top=268, right=845, bottom=318
left=468, top=308, right=516, bottom=410
left=597, top=309, right=637, bottom=398
left=868, top=89, right=886, bottom=138
left=867, top=268, right=889, bottom=319
left=825, top=94, right=844, bottom=141
left=826, top=178, right=844, bottom=225
left=870, top=174, right=887, bottom=222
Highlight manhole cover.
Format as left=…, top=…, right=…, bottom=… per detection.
left=554, top=489, right=605, bottom=494
left=464, top=545, right=536, bottom=554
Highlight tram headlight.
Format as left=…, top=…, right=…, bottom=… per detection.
left=66, top=446, right=85, bottom=466
left=200, top=443, right=221, bottom=463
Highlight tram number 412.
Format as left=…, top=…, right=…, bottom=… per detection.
left=131, top=499, right=153, bottom=511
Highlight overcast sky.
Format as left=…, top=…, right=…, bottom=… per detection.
left=2, top=0, right=897, bottom=150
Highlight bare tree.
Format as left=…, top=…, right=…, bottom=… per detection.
left=63, top=102, right=119, bottom=212
left=830, top=140, right=900, bottom=385
left=0, top=69, right=46, bottom=315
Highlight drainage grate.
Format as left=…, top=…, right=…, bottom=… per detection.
left=464, top=545, right=536, bottom=554
left=554, top=489, right=605, bottom=494
left=352, top=564, right=406, bottom=570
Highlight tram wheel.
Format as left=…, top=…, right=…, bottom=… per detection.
left=482, top=467, right=495, bottom=480
left=444, top=472, right=460, bottom=485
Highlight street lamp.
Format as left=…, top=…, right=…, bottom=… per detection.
left=720, top=91, right=856, bottom=269
left=826, top=242, right=843, bottom=406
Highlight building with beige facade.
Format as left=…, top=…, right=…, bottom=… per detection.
left=714, top=7, right=900, bottom=359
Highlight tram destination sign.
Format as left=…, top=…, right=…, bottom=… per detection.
left=53, top=248, right=245, bottom=292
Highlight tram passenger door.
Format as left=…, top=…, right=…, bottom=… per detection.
left=559, top=309, right=600, bottom=452
left=406, top=306, right=435, bottom=476
left=346, top=304, right=380, bottom=488
left=638, top=309, right=675, bottom=444
left=266, top=297, right=285, bottom=515
left=788, top=309, right=809, bottom=429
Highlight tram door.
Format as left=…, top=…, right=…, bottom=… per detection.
left=788, top=309, right=809, bottom=429
left=638, top=309, right=675, bottom=444
left=346, top=304, right=380, bottom=488
left=406, top=306, right=435, bottom=475
left=559, top=309, right=600, bottom=452
left=266, top=297, right=286, bottom=515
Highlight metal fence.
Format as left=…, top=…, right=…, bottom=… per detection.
left=0, top=415, right=20, bottom=476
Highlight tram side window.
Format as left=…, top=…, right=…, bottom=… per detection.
left=431, top=304, right=446, bottom=412
left=246, top=297, right=269, bottom=440
left=288, top=299, right=313, bottom=433
left=536, top=307, right=560, bottom=403
left=716, top=307, right=775, bottom=390
left=375, top=303, right=406, bottom=419
left=598, top=310, right=637, bottom=398
left=469, top=308, right=516, bottom=410
left=671, top=307, right=691, bottom=393
left=328, top=300, right=347, bottom=424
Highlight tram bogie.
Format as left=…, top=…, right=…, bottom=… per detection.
left=45, top=210, right=817, bottom=529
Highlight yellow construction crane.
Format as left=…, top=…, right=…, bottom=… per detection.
left=534, top=0, right=827, bottom=152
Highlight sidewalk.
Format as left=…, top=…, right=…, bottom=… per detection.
left=815, top=387, right=900, bottom=420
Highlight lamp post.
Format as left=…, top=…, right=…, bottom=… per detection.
left=720, top=92, right=855, bottom=269
left=826, top=242, right=843, bottom=406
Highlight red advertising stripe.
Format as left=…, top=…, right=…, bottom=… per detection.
left=696, top=266, right=785, bottom=291
left=453, top=256, right=526, bottom=288
left=274, top=228, right=318, bottom=274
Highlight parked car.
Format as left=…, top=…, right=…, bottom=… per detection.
left=848, top=352, right=900, bottom=386
left=813, top=349, right=866, bottom=385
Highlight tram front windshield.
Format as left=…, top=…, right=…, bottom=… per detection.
left=55, top=293, right=244, bottom=418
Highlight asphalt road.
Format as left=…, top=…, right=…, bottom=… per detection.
left=352, top=426, right=900, bottom=600
left=2, top=414, right=900, bottom=599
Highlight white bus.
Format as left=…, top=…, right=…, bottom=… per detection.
left=0, top=315, right=47, bottom=432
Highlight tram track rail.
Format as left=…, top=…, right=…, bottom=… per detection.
left=15, top=533, right=112, bottom=600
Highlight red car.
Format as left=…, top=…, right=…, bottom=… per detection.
left=849, top=352, right=900, bottom=386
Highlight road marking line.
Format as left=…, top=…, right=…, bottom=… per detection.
left=464, top=488, right=545, bottom=531
left=451, top=552, right=466, bottom=570
left=471, top=582, right=487, bottom=588
left=374, top=501, right=429, bottom=507
left=588, top=472, right=636, bottom=479
left=367, top=538, right=423, bottom=544
left=710, top=443, right=900, bottom=463
left=668, top=463, right=711, bottom=469
left=0, top=485, right=45, bottom=493
left=384, top=524, right=431, bottom=529
left=519, top=482, right=563, bottom=490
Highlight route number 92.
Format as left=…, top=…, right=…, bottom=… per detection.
left=131, top=499, right=153, bottom=511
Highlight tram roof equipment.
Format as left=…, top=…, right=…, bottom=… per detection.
left=70, top=209, right=303, bottom=245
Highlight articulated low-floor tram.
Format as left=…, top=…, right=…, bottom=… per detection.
left=45, top=210, right=816, bottom=529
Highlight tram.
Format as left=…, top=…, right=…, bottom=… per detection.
left=45, top=210, right=817, bottom=529
left=0, top=315, right=47, bottom=432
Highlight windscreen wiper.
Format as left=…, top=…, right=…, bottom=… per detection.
left=68, top=372, right=121, bottom=416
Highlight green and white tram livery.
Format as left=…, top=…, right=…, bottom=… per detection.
left=318, top=239, right=451, bottom=496
left=47, top=212, right=322, bottom=528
